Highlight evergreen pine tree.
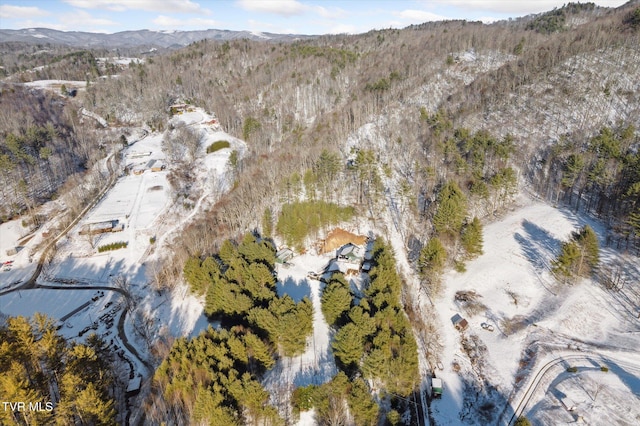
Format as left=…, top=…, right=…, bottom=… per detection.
left=332, top=323, right=364, bottom=369
left=461, top=217, right=484, bottom=259
left=347, top=378, right=379, bottom=426
left=418, top=237, right=447, bottom=295
left=573, top=225, right=599, bottom=274
left=418, top=237, right=447, bottom=275
left=514, top=416, right=532, bottom=426
left=433, top=181, right=468, bottom=238
left=321, top=281, right=352, bottom=326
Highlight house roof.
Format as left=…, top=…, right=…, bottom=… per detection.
left=338, top=243, right=364, bottom=260
left=276, top=248, right=294, bottom=261
left=451, top=313, right=465, bottom=325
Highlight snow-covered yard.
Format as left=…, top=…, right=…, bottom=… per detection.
left=263, top=252, right=339, bottom=422
left=429, top=195, right=640, bottom=425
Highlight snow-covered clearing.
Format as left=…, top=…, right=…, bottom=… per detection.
left=263, top=252, right=339, bottom=420
left=96, top=57, right=144, bottom=66
left=427, top=195, right=640, bottom=425
left=22, top=79, right=87, bottom=92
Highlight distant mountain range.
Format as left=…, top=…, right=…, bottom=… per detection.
left=0, top=28, right=314, bottom=49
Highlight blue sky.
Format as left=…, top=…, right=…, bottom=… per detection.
left=0, top=0, right=629, bottom=34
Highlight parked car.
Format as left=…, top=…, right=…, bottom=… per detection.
left=481, top=322, right=495, bottom=332
left=307, top=271, right=321, bottom=280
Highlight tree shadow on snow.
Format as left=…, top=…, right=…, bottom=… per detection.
left=276, top=277, right=311, bottom=303
left=514, top=220, right=562, bottom=272
left=521, top=220, right=562, bottom=256
left=292, top=348, right=337, bottom=388
left=457, top=374, right=511, bottom=426
left=514, top=233, right=547, bottom=272
left=602, top=358, right=640, bottom=396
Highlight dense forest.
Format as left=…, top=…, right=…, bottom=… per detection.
left=145, top=234, right=312, bottom=424
left=0, top=314, right=123, bottom=425
left=1, top=1, right=640, bottom=425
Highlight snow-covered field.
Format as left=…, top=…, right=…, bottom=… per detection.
left=23, top=79, right=87, bottom=91
left=429, top=195, right=640, bottom=425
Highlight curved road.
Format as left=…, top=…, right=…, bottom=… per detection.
left=35, top=283, right=153, bottom=374
left=503, top=351, right=640, bottom=425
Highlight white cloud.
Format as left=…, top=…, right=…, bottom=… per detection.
left=60, top=10, right=119, bottom=27
left=392, top=9, right=449, bottom=24
left=0, top=4, right=50, bottom=19
left=312, top=5, right=348, bottom=20
left=153, top=15, right=220, bottom=28
left=63, top=0, right=208, bottom=14
left=238, top=0, right=347, bottom=20
left=11, top=10, right=117, bottom=32
left=237, top=0, right=306, bottom=17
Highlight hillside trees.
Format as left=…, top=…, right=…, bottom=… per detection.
left=418, top=237, right=447, bottom=295
left=292, top=373, right=379, bottom=426
left=419, top=179, right=485, bottom=290
left=276, top=200, right=354, bottom=250
left=461, top=216, right=484, bottom=259
left=433, top=181, right=468, bottom=239
left=351, top=148, right=384, bottom=209
left=537, top=124, right=639, bottom=248
left=0, top=87, right=96, bottom=222
left=313, top=237, right=427, bottom=423
left=156, top=233, right=317, bottom=423
left=314, top=149, right=341, bottom=200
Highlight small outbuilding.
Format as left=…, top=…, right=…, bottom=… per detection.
left=276, top=248, right=294, bottom=264
left=451, top=313, right=468, bottom=331
left=151, top=161, right=166, bottom=172
left=432, top=378, right=443, bottom=398
left=79, top=220, right=124, bottom=236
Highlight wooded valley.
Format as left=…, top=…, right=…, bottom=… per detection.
left=1, top=2, right=640, bottom=425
